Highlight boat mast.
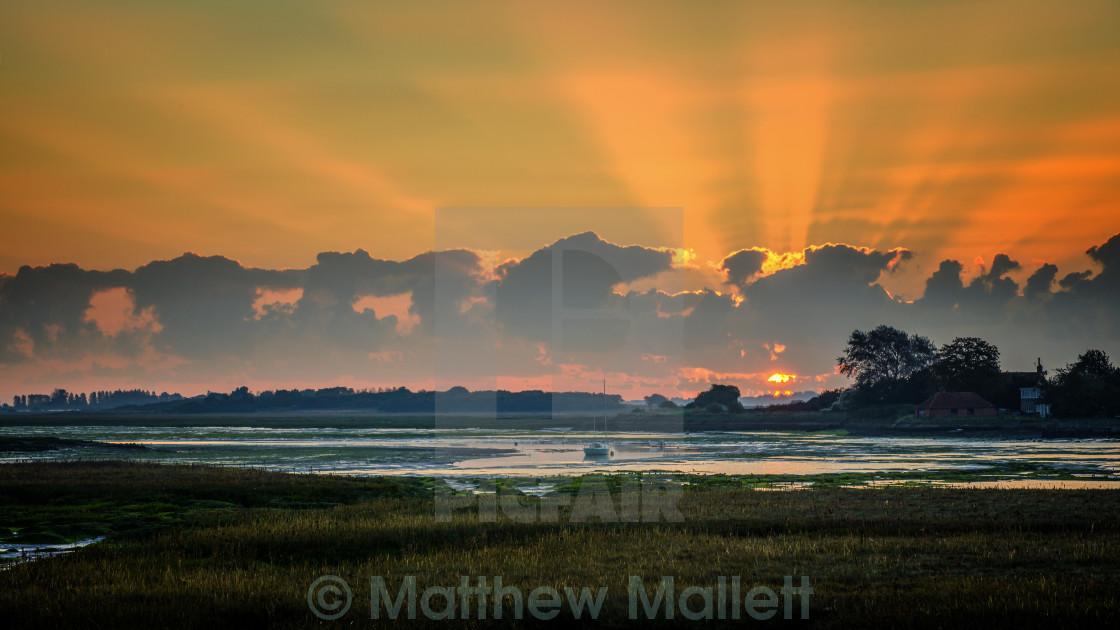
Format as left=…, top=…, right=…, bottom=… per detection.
left=601, top=377, right=606, bottom=434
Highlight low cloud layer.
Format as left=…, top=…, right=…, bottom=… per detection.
left=2, top=232, right=1119, bottom=401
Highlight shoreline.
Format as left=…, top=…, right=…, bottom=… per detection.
left=3, top=410, right=1119, bottom=439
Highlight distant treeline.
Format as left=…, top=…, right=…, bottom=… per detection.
left=4, top=385, right=623, bottom=415
left=9, top=388, right=181, bottom=411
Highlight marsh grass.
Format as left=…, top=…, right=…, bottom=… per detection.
left=0, top=461, right=430, bottom=544
left=1, top=462, right=1119, bottom=628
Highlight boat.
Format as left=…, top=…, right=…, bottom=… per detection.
left=583, top=378, right=613, bottom=457
left=583, top=442, right=612, bottom=457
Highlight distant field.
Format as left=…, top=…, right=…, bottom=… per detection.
left=1, top=461, right=1118, bottom=628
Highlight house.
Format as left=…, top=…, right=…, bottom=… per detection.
left=1005, top=358, right=1050, bottom=417
left=915, top=392, right=997, bottom=418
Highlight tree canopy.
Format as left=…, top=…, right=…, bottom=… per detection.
left=1068, top=349, right=1115, bottom=379
left=835, top=325, right=939, bottom=405
left=934, top=337, right=1002, bottom=396
left=689, top=384, right=743, bottom=412
left=1047, top=349, right=1120, bottom=418
left=837, top=325, right=936, bottom=389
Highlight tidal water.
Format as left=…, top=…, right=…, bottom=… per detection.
left=3, top=424, right=1120, bottom=487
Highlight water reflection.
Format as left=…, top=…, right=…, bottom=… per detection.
left=1, top=425, right=1119, bottom=484
left=0, top=536, right=105, bottom=569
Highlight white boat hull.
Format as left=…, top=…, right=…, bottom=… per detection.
left=583, top=443, right=612, bottom=456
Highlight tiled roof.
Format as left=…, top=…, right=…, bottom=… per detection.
left=915, top=392, right=996, bottom=410
left=1006, top=371, right=1045, bottom=386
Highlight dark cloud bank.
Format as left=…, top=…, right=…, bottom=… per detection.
left=2, top=231, right=1119, bottom=398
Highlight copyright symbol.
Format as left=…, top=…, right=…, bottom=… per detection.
left=307, top=575, right=352, bottom=620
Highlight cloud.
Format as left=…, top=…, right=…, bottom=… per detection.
left=493, top=231, right=673, bottom=342
left=719, top=248, right=768, bottom=289
left=1087, top=232, right=1120, bottom=268
left=1034, top=232, right=1120, bottom=341
left=921, top=260, right=966, bottom=309
left=0, top=263, right=131, bottom=363
left=1024, top=263, right=1058, bottom=299
left=85, top=287, right=161, bottom=337
left=740, top=244, right=909, bottom=319
left=1083, top=232, right=1120, bottom=298
left=131, top=253, right=300, bottom=359
left=965, top=253, right=1021, bottom=302
left=1059, top=270, right=1093, bottom=291
left=916, top=252, right=1023, bottom=321
left=3, top=232, right=1120, bottom=401
left=695, top=244, right=914, bottom=378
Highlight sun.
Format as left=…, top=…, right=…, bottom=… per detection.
left=767, top=373, right=795, bottom=384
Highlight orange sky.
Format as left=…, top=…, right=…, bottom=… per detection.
left=3, top=1, right=1120, bottom=405
left=3, top=0, right=1120, bottom=298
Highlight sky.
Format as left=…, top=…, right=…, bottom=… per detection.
left=2, top=0, right=1120, bottom=401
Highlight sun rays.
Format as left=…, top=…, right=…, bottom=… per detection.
left=2, top=0, right=1119, bottom=296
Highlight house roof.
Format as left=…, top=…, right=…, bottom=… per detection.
left=916, top=392, right=996, bottom=410
left=1005, top=371, right=1045, bottom=386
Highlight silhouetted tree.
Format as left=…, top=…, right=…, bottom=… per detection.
left=767, top=389, right=844, bottom=412
left=1071, top=349, right=1115, bottom=379
left=1047, top=349, right=1120, bottom=418
left=838, top=325, right=936, bottom=386
left=838, top=325, right=937, bottom=404
left=689, top=384, right=743, bottom=412
left=935, top=337, right=1002, bottom=396
left=50, top=388, right=69, bottom=406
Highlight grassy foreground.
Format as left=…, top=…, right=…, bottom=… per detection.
left=1, top=462, right=1119, bottom=628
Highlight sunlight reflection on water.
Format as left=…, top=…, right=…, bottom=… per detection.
left=2, top=425, right=1119, bottom=485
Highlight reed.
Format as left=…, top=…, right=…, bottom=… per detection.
left=1, top=462, right=1118, bottom=628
